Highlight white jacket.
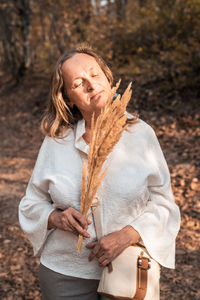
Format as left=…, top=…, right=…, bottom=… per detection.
left=19, top=118, right=180, bottom=279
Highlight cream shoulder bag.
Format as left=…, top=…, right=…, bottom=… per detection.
left=91, top=198, right=160, bottom=300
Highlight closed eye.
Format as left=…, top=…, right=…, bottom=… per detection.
left=91, top=73, right=98, bottom=77
left=73, top=80, right=83, bottom=89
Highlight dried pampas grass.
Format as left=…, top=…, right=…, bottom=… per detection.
left=77, top=81, right=133, bottom=252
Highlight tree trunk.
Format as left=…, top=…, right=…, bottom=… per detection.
left=15, top=0, right=33, bottom=81
left=115, top=0, right=128, bottom=22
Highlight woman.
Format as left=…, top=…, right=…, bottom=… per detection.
left=19, top=46, right=180, bottom=300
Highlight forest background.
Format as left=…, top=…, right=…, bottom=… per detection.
left=0, top=0, right=199, bottom=299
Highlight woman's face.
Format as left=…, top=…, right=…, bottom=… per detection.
left=61, top=53, right=112, bottom=120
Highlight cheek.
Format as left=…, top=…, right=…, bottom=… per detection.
left=105, top=78, right=112, bottom=91
left=68, top=90, right=84, bottom=106
left=107, top=84, right=112, bottom=93
left=104, top=83, right=112, bottom=96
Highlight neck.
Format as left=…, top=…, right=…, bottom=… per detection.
left=82, top=112, right=100, bottom=144
left=82, top=111, right=100, bottom=130
left=82, top=125, right=92, bottom=144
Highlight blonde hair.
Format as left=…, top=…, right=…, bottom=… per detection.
left=41, top=45, right=114, bottom=138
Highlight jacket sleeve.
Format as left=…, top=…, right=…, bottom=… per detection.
left=18, top=137, right=55, bottom=256
left=129, top=125, right=181, bottom=268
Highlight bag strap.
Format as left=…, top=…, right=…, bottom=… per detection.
left=134, top=256, right=149, bottom=300
left=91, top=197, right=113, bottom=273
left=90, top=197, right=102, bottom=240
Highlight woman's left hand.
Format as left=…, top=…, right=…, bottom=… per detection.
left=86, top=225, right=140, bottom=267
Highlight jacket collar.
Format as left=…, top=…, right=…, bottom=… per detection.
left=74, top=119, right=89, bottom=155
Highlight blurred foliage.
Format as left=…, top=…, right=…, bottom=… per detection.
left=0, top=0, right=199, bottom=98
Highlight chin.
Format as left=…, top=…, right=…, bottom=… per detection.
left=99, top=94, right=109, bottom=107
left=96, top=101, right=107, bottom=110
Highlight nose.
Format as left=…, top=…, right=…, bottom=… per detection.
left=86, top=79, right=96, bottom=92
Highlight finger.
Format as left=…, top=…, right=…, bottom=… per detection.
left=86, top=242, right=97, bottom=249
left=68, top=214, right=90, bottom=238
left=61, top=216, right=71, bottom=231
left=63, top=208, right=89, bottom=230
left=60, top=214, right=82, bottom=236
left=88, top=244, right=100, bottom=262
left=62, top=219, right=77, bottom=236
left=87, top=219, right=92, bottom=225
left=67, top=222, right=79, bottom=235
left=97, top=251, right=107, bottom=261
left=99, top=258, right=110, bottom=267
left=72, top=209, right=89, bottom=229
left=96, top=249, right=105, bottom=258
left=63, top=212, right=88, bottom=236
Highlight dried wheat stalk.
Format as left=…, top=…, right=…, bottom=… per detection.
left=77, top=81, right=132, bottom=252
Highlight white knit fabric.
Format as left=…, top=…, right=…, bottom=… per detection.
left=19, top=118, right=180, bottom=280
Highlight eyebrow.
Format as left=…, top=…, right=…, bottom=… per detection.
left=73, top=67, right=96, bottom=81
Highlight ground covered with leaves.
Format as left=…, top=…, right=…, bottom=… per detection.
left=0, top=75, right=199, bottom=299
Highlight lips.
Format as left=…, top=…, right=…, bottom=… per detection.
left=91, top=90, right=103, bottom=100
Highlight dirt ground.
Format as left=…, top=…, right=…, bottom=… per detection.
left=0, top=75, right=199, bottom=299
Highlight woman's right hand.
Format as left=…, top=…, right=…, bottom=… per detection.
left=48, top=208, right=91, bottom=238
